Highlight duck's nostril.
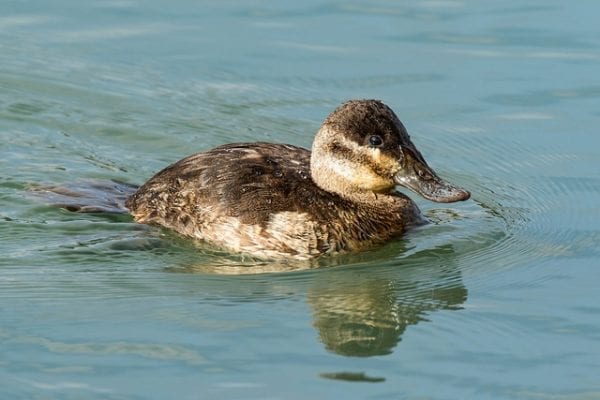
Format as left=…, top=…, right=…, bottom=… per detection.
left=416, top=167, right=432, bottom=180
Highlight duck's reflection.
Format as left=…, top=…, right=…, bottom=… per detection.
left=309, top=278, right=405, bottom=357
left=308, top=257, right=466, bottom=357
left=171, top=242, right=467, bottom=358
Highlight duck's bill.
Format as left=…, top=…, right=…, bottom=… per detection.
left=394, top=148, right=470, bottom=203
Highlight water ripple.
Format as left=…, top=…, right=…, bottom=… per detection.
left=415, top=123, right=599, bottom=295
left=2, top=329, right=206, bottom=365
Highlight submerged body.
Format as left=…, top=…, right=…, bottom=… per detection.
left=126, top=100, right=469, bottom=259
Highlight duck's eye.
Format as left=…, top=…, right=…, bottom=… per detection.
left=368, top=135, right=383, bottom=147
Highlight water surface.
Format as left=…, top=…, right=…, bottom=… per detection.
left=1, top=1, right=599, bottom=399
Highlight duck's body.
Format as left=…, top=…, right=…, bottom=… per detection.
left=126, top=142, right=420, bottom=259
left=126, top=100, right=469, bottom=259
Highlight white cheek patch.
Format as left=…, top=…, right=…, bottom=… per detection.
left=326, top=156, right=361, bottom=182
left=312, top=127, right=397, bottom=191
left=325, top=153, right=394, bottom=192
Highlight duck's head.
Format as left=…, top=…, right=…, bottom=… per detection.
left=310, top=99, right=470, bottom=203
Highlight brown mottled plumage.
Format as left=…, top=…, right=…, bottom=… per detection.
left=126, top=100, right=470, bottom=259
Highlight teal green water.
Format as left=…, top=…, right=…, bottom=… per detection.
left=2, top=1, right=600, bottom=399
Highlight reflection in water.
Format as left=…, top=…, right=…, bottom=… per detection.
left=320, top=371, right=385, bottom=383
left=309, top=246, right=467, bottom=357
left=311, top=279, right=405, bottom=357
left=172, top=243, right=468, bottom=358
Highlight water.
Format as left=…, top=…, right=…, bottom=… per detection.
left=1, top=0, right=599, bottom=398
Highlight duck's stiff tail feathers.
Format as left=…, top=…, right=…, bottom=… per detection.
left=29, top=180, right=139, bottom=213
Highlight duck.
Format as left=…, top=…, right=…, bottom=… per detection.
left=125, top=99, right=470, bottom=260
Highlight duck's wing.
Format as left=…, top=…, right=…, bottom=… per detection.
left=126, top=142, right=332, bottom=229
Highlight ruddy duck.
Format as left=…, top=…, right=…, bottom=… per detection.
left=126, top=100, right=470, bottom=259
